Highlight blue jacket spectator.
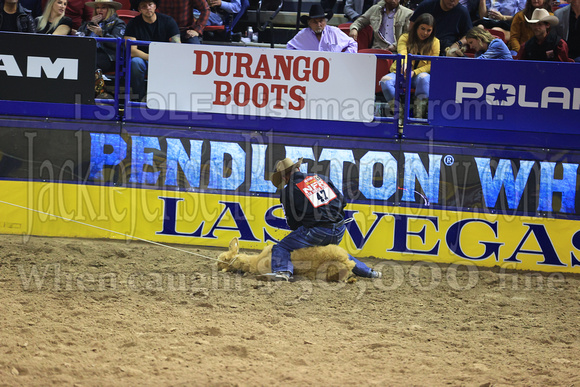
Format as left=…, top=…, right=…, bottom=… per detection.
left=207, top=0, right=241, bottom=26
left=465, top=26, right=513, bottom=58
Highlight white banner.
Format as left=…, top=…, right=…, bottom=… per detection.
left=147, top=43, right=377, bottom=122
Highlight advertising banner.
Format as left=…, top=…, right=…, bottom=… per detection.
left=1, top=121, right=580, bottom=217
left=2, top=180, right=580, bottom=273
left=429, top=57, right=579, bottom=132
left=147, top=43, right=377, bottom=122
left=0, top=32, right=96, bottom=104
left=2, top=119, right=580, bottom=273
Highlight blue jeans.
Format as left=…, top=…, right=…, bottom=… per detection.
left=380, top=72, right=430, bottom=100
left=182, top=34, right=201, bottom=44
left=271, top=224, right=374, bottom=277
left=130, top=57, right=148, bottom=100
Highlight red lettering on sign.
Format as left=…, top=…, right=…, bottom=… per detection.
left=192, top=50, right=213, bottom=75
left=289, top=86, right=305, bottom=110
left=213, top=80, right=232, bottom=105
left=194, top=51, right=331, bottom=84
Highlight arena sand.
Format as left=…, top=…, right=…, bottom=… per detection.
left=1, top=233, right=579, bottom=386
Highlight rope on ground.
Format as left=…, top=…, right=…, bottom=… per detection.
left=0, top=199, right=227, bottom=264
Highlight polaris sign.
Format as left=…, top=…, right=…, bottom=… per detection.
left=456, top=82, right=580, bottom=110
left=0, top=32, right=95, bottom=104
left=429, top=57, right=579, bottom=132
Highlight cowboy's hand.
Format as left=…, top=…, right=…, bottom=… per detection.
left=186, top=29, right=199, bottom=37
left=445, top=43, right=465, bottom=57
left=209, top=0, right=222, bottom=6
left=349, top=28, right=358, bottom=40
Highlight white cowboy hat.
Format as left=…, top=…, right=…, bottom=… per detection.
left=269, top=158, right=303, bottom=188
left=525, top=8, right=559, bottom=26
left=86, top=0, right=123, bottom=10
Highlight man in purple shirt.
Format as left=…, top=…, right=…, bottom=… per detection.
left=287, top=4, right=358, bottom=53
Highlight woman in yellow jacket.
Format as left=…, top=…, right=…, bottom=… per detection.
left=379, top=13, right=440, bottom=118
left=509, top=0, right=553, bottom=52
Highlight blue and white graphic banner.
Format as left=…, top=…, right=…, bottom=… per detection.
left=429, top=57, right=579, bottom=132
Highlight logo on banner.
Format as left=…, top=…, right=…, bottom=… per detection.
left=0, top=55, right=79, bottom=79
left=0, top=32, right=95, bottom=104
left=296, top=175, right=337, bottom=208
left=455, top=82, right=580, bottom=109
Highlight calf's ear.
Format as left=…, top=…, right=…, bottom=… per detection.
left=228, top=237, right=239, bottom=254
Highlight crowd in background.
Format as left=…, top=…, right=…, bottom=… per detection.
left=0, top=0, right=577, bottom=105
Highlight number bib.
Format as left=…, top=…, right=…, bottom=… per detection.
left=296, top=175, right=337, bottom=208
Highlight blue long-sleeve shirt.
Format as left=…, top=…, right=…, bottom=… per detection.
left=476, top=38, right=513, bottom=60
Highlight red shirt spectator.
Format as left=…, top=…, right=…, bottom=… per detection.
left=157, top=0, right=209, bottom=44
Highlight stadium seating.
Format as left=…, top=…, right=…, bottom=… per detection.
left=117, top=9, right=139, bottom=24
left=117, top=0, right=132, bottom=10
left=358, top=48, right=393, bottom=94
left=338, top=23, right=373, bottom=51
left=487, top=28, right=506, bottom=43
left=203, top=0, right=251, bottom=41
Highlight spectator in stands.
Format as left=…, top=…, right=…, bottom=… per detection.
left=409, top=0, right=472, bottom=54
left=509, top=0, right=552, bottom=52
left=21, top=0, right=41, bottom=17
left=460, top=0, right=486, bottom=22
left=35, top=0, right=72, bottom=34
left=0, top=0, right=35, bottom=31
left=379, top=13, right=439, bottom=118
left=475, top=0, right=526, bottom=40
left=65, top=0, right=93, bottom=30
left=349, top=0, right=413, bottom=52
left=287, top=4, right=358, bottom=52
left=516, top=7, right=574, bottom=59
left=78, top=0, right=125, bottom=72
left=207, top=0, right=240, bottom=26
left=124, top=0, right=180, bottom=101
left=465, top=26, right=513, bottom=57
left=555, top=0, right=580, bottom=60
left=344, top=0, right=379, bottom=21
left=158, top=0, right=209, bottom=44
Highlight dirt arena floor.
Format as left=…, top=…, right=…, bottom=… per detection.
left=1, top=233, right=579, bottom=386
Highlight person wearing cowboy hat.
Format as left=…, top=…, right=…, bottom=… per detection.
left=286, top=4, right=358, bottom=53
left=262, top=157, right=382, bottom=281
left=516, top=7, right=574, bottom=60
left=78, top=0, right=126, bottom=72
left=124, top=0, right=180, bottom=101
